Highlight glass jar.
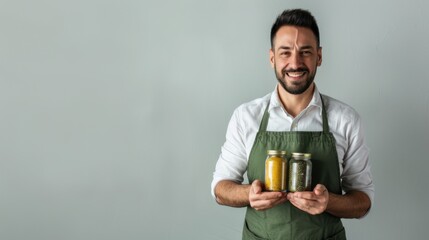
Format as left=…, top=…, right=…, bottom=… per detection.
left=288, top=153, right=312, bottom=192
left=264, top=150, right=287, bottom=192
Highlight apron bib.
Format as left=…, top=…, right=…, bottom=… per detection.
left=243, top=96, right=346, bottom=240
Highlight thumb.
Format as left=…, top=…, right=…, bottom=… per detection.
left=252, top=180, right=262, bottom=194
left=314, top=184, right=327, bottom=196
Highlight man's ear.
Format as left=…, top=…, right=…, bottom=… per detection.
left=269, top=49, right=275, bottom=68
left=317, top=47, right=322, bottom=66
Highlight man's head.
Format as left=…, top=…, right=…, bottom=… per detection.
left=270, top=9, right=320, bottom=49
left=269, top=9, right=322, bottom=95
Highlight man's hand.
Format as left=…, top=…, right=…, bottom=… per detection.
left=249, top=180, right=288, bottom=211
left=287, top=184, right=328, bottom=215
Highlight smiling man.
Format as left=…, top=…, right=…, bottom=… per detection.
left=211, top=9, right=374, bottom=240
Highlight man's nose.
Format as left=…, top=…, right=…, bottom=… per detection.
left=288, top=52, right=302, bottom=69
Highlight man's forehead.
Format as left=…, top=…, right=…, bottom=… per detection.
left=273, top=25, right=318, bottom=49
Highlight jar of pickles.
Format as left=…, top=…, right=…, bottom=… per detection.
left=288, top=153, right=312, bottom=192
left=264, top=150, right=287, bottom=192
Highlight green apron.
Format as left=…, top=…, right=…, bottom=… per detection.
left=243, top=95, right=346, bottom=240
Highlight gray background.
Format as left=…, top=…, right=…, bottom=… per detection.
left=1, top=0, right=428, bottom=239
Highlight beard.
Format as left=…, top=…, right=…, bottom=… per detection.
left=274, top=65, right=316, bottom=95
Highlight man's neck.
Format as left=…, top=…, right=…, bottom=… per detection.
left=277, top=83, right=315, bottom=118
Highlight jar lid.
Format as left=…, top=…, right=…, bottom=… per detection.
left=267, top=150, right=287, bottom=155
left=291, top=152, right=312, bottom=159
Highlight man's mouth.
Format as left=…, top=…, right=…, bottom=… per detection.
left=283, top=68, right=309, bottom=78
left=286, top=71, right=306, bottom=77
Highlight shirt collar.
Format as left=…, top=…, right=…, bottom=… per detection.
left=269, top=84, right=323, bottom=116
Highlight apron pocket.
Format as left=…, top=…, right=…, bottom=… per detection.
left=242, top=221, right=269, bottom=240
left=326, top=227, right=346, bottom=240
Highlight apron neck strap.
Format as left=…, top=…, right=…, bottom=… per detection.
left=258, top=102, right=270, bottom=132
left=259, top=94, right=330, bottom=133
left=319, top=94, right=329, bottom=133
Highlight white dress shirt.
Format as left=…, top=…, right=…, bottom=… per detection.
left=211, top=85, right=374, bottom=206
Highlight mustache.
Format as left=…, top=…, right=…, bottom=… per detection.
left=283, top=67, right=309, bottom=74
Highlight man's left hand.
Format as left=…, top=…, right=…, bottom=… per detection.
left=287, top=184, right=329, bottom=215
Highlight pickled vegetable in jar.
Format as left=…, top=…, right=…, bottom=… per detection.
left=264, top=150, right=287, bottom=192
left=288, top=153, right=312, bottom=192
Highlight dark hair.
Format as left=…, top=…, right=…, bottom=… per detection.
left=270, top=9, right=320, bottom=48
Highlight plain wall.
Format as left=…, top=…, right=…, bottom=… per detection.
left=1, top=0, right=428, bottom=239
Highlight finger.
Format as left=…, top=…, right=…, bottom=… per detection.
left=252, top=180, right=262, bottom=194
left=288, top=193, right=306, bottom=205
left=252, top=195, right=288, bottom=210
left=314, top=184, right=327, bottom=196
left=252, top=199, right=276, bottom=209
left=251, top=197, right=270, bottom=210
left=288, top=196, right=310, bottom=211
left=289, top=191, right=327, bottom=215
left=289, top=193, right=316, bottom=208
left=291, top=191, right=318, bottom=201
left=252, top=191, right=284, bottom=202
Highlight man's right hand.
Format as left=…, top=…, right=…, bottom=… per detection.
left=249, top=180, right=288, bottom=211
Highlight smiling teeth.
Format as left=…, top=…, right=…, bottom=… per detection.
left=287, top=72, right=305, bottom=77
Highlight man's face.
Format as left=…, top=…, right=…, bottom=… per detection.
left=270, top=26, right=322, bottom=95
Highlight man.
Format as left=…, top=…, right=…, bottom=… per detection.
left=211, top=9, right=374, bottom=240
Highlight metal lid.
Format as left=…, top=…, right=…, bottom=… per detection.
left=291, top=152, right=312, bottom=159
left=267, top=150, right=287, bottom=155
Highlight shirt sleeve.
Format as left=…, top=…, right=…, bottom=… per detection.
left=341, top=114, right=375, bottom=210
left=211, top=107, right=249, bottom=198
